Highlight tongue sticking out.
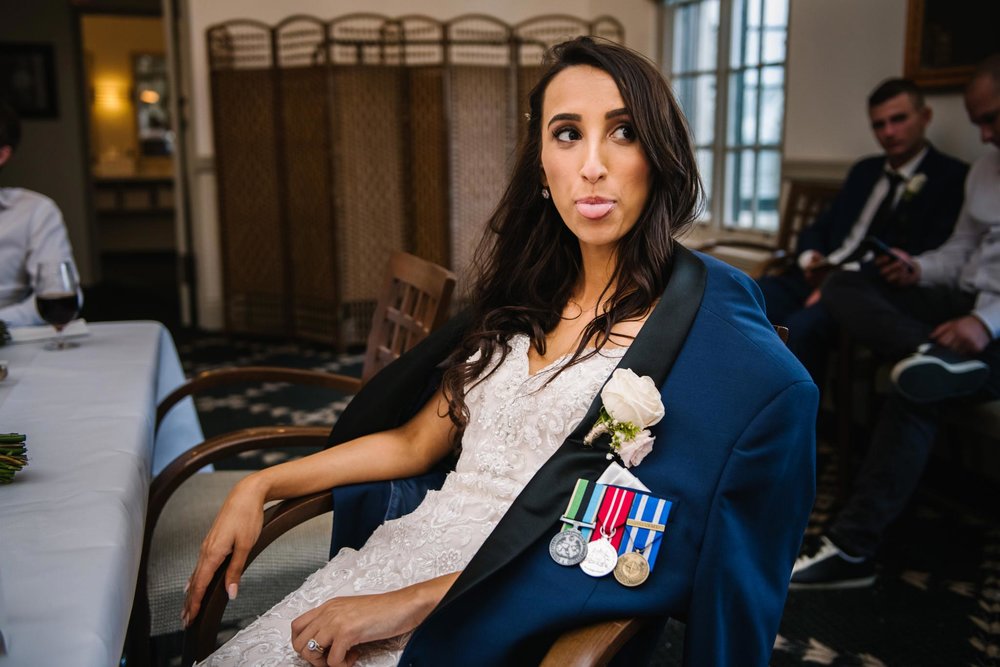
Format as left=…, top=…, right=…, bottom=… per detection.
left=575, top=201, right=615, bottom=220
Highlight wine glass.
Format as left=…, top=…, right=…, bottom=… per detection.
left=35, top=261, right=81, bottom=351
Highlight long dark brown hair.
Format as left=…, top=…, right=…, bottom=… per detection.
left=441, top=36, right=702, bottom=429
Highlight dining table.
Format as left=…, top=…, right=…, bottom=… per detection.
left=0, top=320, right=203, bottom=666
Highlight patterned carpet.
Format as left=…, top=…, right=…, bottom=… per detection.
left=174, top=332, right=1000, bottom=666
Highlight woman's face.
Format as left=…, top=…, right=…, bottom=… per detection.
left=540, top=65, right=652, bottom=254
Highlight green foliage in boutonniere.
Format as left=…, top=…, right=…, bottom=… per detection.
left=0, top=320, right=9, bottom=347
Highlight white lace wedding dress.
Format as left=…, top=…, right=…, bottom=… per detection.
left=200, top=335, right=626, bottom=666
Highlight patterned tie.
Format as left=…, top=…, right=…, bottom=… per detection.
left=867, top=170, right=906, bottom=242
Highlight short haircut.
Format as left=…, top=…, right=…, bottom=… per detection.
left=971, top=53, right=1000, bottom=92
left=0, top=101, right=21, bottom=152
left=868, top=78, right=925, bottom=110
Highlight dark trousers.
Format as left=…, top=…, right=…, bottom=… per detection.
left=821, top=271, right=1000, bottom=557
left=757, top=269, right=836, bottom=388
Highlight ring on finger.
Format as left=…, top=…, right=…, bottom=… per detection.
left=306, top=638, right=326, bottom=654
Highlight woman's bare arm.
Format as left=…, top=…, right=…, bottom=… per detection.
left=182, top=388, right=457, bottom=624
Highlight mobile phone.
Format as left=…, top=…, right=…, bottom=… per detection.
left=863, top=236, right=915, bottom=273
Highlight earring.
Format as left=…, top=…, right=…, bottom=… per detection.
left=541, top=187, right=550, bottom=200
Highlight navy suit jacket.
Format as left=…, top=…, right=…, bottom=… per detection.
left=326, top=247, right=818, bottom=666
left=795, top=145, right=967, bottom=258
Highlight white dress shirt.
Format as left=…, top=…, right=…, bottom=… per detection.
left=0, top=187, right=78, bottom=326
left=915, top=148, right=1000, bottom=337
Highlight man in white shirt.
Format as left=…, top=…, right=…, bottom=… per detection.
left=0, top=102, right=79, bottom=326
left=792, top=55, right=1000, bottom=589
left=757, top=79, right=968, bottom=388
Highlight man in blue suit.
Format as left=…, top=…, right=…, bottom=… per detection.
left=758, top=78, right=968, bottom=386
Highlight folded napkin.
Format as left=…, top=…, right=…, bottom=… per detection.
left=9, top=319, right=89, bottom=344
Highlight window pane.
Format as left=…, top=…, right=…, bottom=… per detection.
left=761, top=0, right=787, bottom=63
left=675, top=74, right=715, bottom=143
left=724, top=149, right=756, bottom=229
left=759, top=66, right=784, bottom=144
left=727, top=69, right=758, bottom=145
left=731, top=0, right=762, bottom=67
left=674, top=0, right=720, bottom=74
left=696, top=147, right=714, bottom=215
left=756, top=149, right=781, bottom=231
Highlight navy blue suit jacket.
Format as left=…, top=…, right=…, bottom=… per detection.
left=795, top=145, right=967, bottom=258
left=326, top=248, right=818, bottom=666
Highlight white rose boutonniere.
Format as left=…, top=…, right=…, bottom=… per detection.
left=902, top=173, right=927, bottom=202
left=584, top=368, right=665, bottom=468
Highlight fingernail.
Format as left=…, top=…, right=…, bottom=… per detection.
left=227, top=583, right=238, bottom=600
left=184, top=580, right=190, bottom=593
left=180, top=611, right=188, bottom=627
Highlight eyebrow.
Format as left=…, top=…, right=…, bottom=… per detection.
left=546, top=108, right=630, bottom=128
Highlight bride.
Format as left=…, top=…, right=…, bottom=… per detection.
left=185, top=37, right=817, bottom=667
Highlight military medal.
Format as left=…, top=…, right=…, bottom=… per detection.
left=549, top=479, right=598, bottom=566
left=581, top=485, right=634, bottom=577
left=613, top=492, right=672, bottom=586
left=549, top=530, right=587, bottom=566
left=613, top=550, right=650, bottom=587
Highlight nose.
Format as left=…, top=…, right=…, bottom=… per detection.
left=579, top=141, right=608, bottom=183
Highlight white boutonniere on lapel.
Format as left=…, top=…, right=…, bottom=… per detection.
left=584, top=368, right=665, bottom=468
left=901, top=173, right=927, bottom=203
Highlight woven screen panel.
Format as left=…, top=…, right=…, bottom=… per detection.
left=330, top=65, right=407, bottom=345
left=448, top=65, right=513, bottom=293
left=279, top=65, right=339, bottom=344
left=212, top=68, right=286, bottom=336
left=406, top=66, right=449, bottom=269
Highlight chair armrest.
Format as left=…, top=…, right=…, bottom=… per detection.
left=695, top=237, right=778, bottom=254
left=540, top=617, right=653, bottom=666
left=146, top=426, right=331, bottom=554
left=181, top=491, right=334, bottom=665
left=157, top=366, right=363, bottom=429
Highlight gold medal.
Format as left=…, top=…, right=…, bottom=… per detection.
left=613, top=551, right=650, bottom=587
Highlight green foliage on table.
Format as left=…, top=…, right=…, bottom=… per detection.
left=0, top=433, right=27, bottom=484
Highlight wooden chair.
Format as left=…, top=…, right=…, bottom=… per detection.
left=698, top=180, right=842, bottom=278
left=174, top=324, right=793, bottom=666
left=127, top=251, right=457, bottom=666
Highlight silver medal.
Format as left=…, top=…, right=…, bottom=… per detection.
left=580, top=537, right=619, bottom=577
left=549, top=529, right=588, bottom=566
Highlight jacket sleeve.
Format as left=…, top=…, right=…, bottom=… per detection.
left=793, top=164, right=863, bottom=258
left=683, top=379, right=818, bottom=667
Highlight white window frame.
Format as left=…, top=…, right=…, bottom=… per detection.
left=660, top=0, right=789, bottom=235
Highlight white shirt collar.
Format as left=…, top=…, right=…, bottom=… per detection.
left=0, top=187, right=12, bottom=210
left=886, top=145, right=929, bottom=180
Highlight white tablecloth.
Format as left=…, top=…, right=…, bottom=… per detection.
left=0, top=321, right=203, bottom=666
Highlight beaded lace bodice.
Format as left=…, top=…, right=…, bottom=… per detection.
left=201, top=335, right=627, bottom=667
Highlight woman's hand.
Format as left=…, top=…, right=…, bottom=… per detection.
left=182, top=474, right=269, bottom=626
left=289, top=573, right=460, bottom=666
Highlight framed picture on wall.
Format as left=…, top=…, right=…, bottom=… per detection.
left=904, top=0, right=999, bottom=90
left=0, top=42, right=59, bottom=118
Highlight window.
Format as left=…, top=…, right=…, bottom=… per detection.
left=664, top=0, right=789, bottom=233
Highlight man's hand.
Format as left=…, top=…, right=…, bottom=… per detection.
left=930, top=315, right=992, bottom=355
left=876, top=248, right=920, bottom=286
left=802, top=252, right=833, bottom=288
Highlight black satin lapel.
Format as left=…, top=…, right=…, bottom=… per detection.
left=432, top=246, right=707, bottom=614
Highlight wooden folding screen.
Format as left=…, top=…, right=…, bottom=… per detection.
left=207, top=14, right=624, bottom=345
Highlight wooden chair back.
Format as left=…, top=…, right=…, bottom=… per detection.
left=775, top=180, right=842, bottom=255
left=361, top=252, right=457, bottom=384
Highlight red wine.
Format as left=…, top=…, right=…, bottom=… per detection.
left=36, top=293, right=79, bottom=327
